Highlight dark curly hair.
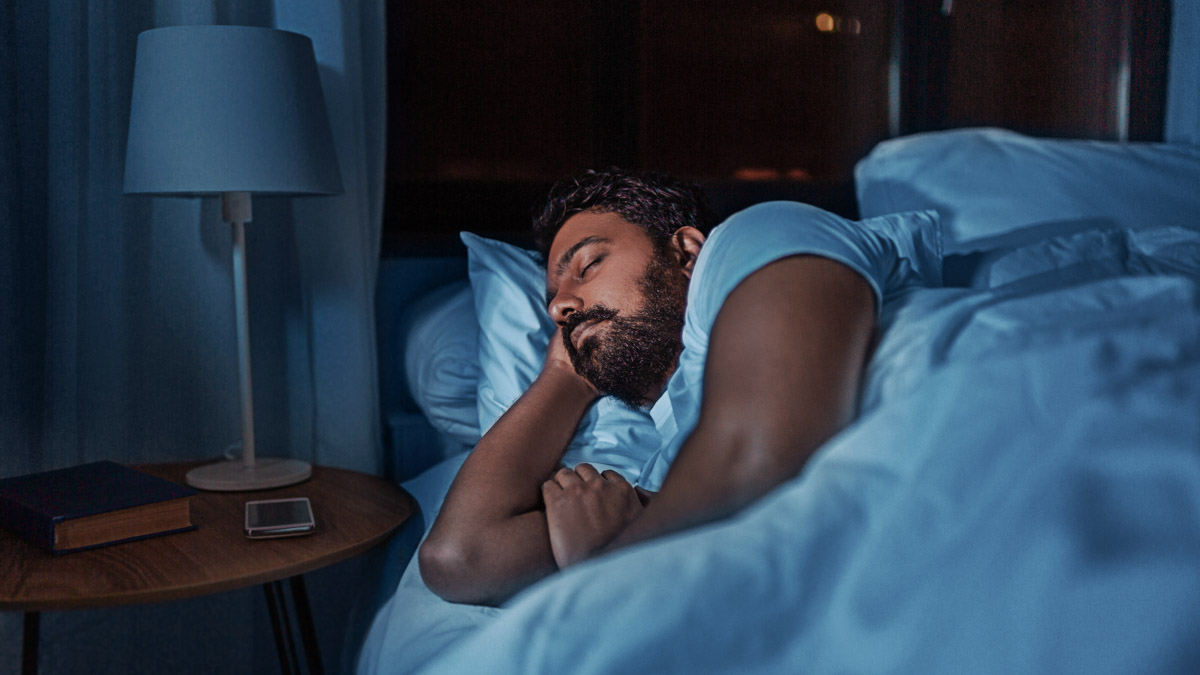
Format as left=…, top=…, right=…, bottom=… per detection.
left=531, top=168, right=715, bottom=260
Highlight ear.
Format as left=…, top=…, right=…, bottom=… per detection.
left=669, top=226, right=706, bottom=278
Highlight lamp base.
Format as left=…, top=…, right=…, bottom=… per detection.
left=185, top=457, right=312, bottom=491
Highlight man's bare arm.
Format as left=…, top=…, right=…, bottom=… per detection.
left=420, top=334, right=597, bottom=605
left=598, top=255, right=876, bottom=555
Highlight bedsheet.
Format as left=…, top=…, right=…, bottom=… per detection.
left=363, top=229, right=1200, bottom=674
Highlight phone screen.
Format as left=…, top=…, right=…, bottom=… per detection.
left=247, top=499, right=313, bottom=528
left=245, top=498, right=315, bottom=537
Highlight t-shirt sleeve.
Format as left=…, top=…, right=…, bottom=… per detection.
left=688, top=201, right=944, bottom=333
left=636, top=201, right=943, bottom=492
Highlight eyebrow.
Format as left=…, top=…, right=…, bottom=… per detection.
left=545, top=235, right=611, bottom=308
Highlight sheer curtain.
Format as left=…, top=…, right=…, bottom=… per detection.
left=1168, top=0, right=1200, bottom=144
left=0, top=0, right=385, bottom=672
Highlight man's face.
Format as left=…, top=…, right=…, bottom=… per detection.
left=545, top=211, right=690, bottom=408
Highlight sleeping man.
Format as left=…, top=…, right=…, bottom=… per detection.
left=419, top=168, right=940, bottom=605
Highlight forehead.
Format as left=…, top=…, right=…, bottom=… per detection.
left=547, top=211, right=652, bottom=264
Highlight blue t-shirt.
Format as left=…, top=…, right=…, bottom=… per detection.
left=637, top=202, right=943, bottom=491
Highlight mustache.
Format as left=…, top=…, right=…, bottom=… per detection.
left=562, top=305, right=618, bottom=339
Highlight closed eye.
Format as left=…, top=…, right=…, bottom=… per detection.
left=581, top=255, right=604, bottom=276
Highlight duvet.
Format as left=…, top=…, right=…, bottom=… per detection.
left=363, top=222, right=1200, bottom=674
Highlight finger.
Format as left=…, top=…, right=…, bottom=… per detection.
left=553, top=467, right=583, bottom=488
left=549, top=328, right=567, bottom=356
left=574, top=463, right=602, bottom=482
left=600, top=469, right=631, bottom=488
left=541, top=479, right=561, bottom=494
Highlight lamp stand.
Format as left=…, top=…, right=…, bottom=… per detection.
left=185, top=192, right=312, bottom=491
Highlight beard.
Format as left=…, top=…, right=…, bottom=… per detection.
left=561, top=251, right=688, bottom=408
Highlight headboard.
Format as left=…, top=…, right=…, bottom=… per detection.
left=376, top=255, right=468, bottom=480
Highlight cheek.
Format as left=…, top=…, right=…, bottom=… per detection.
left=598, top=263, right=653, bottom=311
left=591, top=290, right=636, bottom=315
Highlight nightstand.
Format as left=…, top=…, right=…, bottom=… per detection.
left=0, top=461, right=414, bottom=675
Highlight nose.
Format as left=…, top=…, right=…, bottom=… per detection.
left=549, top=289, right=582, bottom=325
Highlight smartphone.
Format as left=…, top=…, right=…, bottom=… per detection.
left=244, top=497, right=316, bottom=539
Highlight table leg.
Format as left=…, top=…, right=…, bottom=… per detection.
left=263, top=577, right=324, bottom=675
left=22, top=611, right=38, bottom=675
left=264, top=581, right=298, bottom=675
left=290, top=575, right=324, bottom=675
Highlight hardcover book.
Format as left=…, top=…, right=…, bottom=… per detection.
left=0, top=460, right=197, bottom=554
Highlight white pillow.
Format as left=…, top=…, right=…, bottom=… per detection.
left=402, top=281, right=482, bottom=448
left=460, top=232, right=662, bottom=481
left=855, top=127, right=1200, bottom=254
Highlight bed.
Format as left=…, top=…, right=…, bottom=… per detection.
left=356, top=128, right=1200, bottom=674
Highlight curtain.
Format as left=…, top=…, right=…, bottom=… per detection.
left=0, top=1, right=385, bottom=673
left=1168, top=0, right=1200, bottom=144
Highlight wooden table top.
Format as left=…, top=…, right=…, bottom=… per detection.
left=0, top=462, right=414, bottom=611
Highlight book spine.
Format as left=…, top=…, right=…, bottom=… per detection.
left=55, top=523, right=198, bottom=555
left=0, top=493, right=56, bottom=551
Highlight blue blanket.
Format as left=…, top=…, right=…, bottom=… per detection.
left=362, top=226, right=1200, bottom=674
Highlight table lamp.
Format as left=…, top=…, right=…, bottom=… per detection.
left=124, top=25, right=343, bottom=491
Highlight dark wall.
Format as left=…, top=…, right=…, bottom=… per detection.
left=382, top=0, right=1170, bottom=255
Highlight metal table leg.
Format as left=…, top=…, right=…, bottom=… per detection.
left=263, top=577, right=324, bottom=675
left=22, top=611, right=39, bottom=675
left=290, top=575, right=324, bottom=675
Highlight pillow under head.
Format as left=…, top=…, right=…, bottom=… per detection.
left=460, top=232, right=662, bottom=483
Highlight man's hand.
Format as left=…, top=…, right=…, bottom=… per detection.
left=542, top=464, right=643, bottom=569
left=542, top=326, right=599, bottom=395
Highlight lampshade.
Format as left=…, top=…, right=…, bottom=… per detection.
left=124, top=25, right=342, bottom=196
left=123, top=25, right=342, bottom=491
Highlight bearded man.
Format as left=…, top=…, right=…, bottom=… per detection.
left=419, top=168, right=940, bottom=605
